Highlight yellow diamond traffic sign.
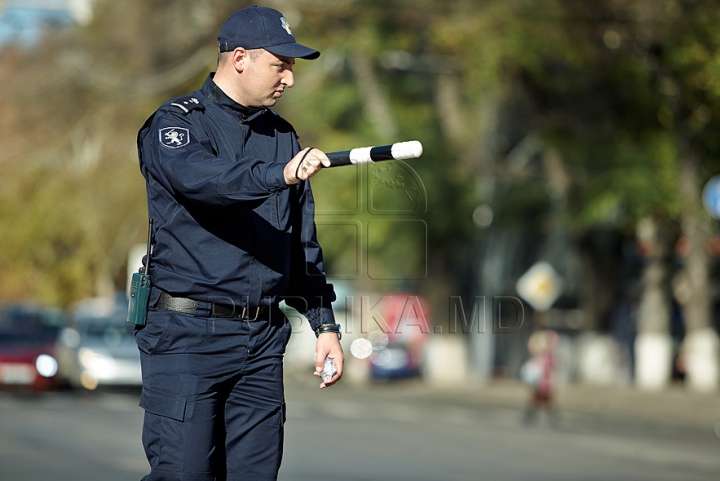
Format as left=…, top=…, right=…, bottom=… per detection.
left=516, top=261, right=562, bottom=312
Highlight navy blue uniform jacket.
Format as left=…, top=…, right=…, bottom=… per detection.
left=137, top=75, right=336, bottom=329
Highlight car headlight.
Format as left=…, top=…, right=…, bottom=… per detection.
left=79, top=348, right=106, bottom=367
left=36, top=354, right=58, bottom=378
left=78, top=348, right=115, bottom=376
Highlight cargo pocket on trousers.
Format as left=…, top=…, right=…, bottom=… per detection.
left=140, top=387, right=187, bottom=421
left=139, top=387, right=188, bottom=470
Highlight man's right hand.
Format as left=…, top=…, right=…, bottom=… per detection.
left=284, top=147, right=331, bottom=185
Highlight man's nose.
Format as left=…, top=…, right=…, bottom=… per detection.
left=282, top=70, right=294, bottom=88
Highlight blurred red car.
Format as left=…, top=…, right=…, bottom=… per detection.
left=0, top=304, right=65, bottom=392
left=367, top=293, right=431, bottom=381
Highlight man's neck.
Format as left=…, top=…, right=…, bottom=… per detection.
left=211, top=73, right=263, bottom=117
left=212, top=70, right=247, bottom=107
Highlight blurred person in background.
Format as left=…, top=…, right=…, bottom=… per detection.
left=520, top=329, right=560, bottom=427
left=134, top=6, right=343, bottom=481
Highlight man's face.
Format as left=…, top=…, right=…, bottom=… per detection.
left=237, top=49, right=295, bottom=108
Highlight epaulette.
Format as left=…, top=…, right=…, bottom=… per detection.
left=168, top=95, right=205, bottom=114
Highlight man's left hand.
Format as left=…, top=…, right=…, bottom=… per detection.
left=284, top=147, right=331, bottom=185
left=314, top=332, right=344, bottom=389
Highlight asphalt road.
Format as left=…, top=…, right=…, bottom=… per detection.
left=0, top=380, right=717, bottom=481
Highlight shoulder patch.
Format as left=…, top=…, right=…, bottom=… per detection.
left=159, top=127, right=190, bottom=149
left=169, top=95, right=204, bottom=114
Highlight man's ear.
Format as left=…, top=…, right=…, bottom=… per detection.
left=232, top=48, right=247, bottom=73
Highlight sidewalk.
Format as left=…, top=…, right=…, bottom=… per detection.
left=415, top=379, right=720, bottom=431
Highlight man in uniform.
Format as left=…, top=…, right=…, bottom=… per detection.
left=135, top=6, right=343, bottom=481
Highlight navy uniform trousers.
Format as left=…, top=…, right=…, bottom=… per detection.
left=135, top=305, right=293, bottom=481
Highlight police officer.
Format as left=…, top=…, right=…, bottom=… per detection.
left=135, top=6, right=343, bottom=481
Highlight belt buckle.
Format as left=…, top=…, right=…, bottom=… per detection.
left=242, top=306, right=261, bottom=321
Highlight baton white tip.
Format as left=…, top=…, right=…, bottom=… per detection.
left=391, top=140, right=423, bottom=160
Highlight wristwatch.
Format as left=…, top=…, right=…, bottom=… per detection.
left=315, top=323, right=342, bottom=340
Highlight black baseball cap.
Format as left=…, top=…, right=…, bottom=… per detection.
left=218, top=6, right=320, bottom=60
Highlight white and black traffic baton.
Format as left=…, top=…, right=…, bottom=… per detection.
left=325, top=140, right=423, bottom=167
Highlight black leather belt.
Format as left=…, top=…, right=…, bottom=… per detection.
left=156, top=291, right=271, bottom=320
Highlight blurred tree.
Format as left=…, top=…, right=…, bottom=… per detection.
left=276, top=0, right=474, bottom=313
left=417, top=0, right=720, bottom=388
left=0, top=0, right=252, bottom=306
left=1, top=0, right=719, bottom=391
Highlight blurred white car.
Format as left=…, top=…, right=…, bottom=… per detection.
left=57, top=293, right=142, bottom=390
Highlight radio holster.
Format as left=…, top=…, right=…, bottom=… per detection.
left=127, top=219, right=153, bottom=326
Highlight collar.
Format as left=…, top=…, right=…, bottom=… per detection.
left=202, top=74, right=266, bottom=122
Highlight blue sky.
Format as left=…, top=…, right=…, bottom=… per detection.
left=0, top=3, right=74, bottom=49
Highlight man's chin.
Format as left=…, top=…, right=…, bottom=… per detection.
left=247, top=99, right=276, bottom=108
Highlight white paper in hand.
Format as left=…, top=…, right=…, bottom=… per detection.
left=321, top=357, right=336, bottom=382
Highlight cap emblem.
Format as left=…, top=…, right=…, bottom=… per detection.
left=280, top=16, right=292, bottom=35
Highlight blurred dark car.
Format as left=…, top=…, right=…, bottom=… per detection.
left=56, top=293, right=142, bottom=391
left=0, top=304, right=66, bottom=392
